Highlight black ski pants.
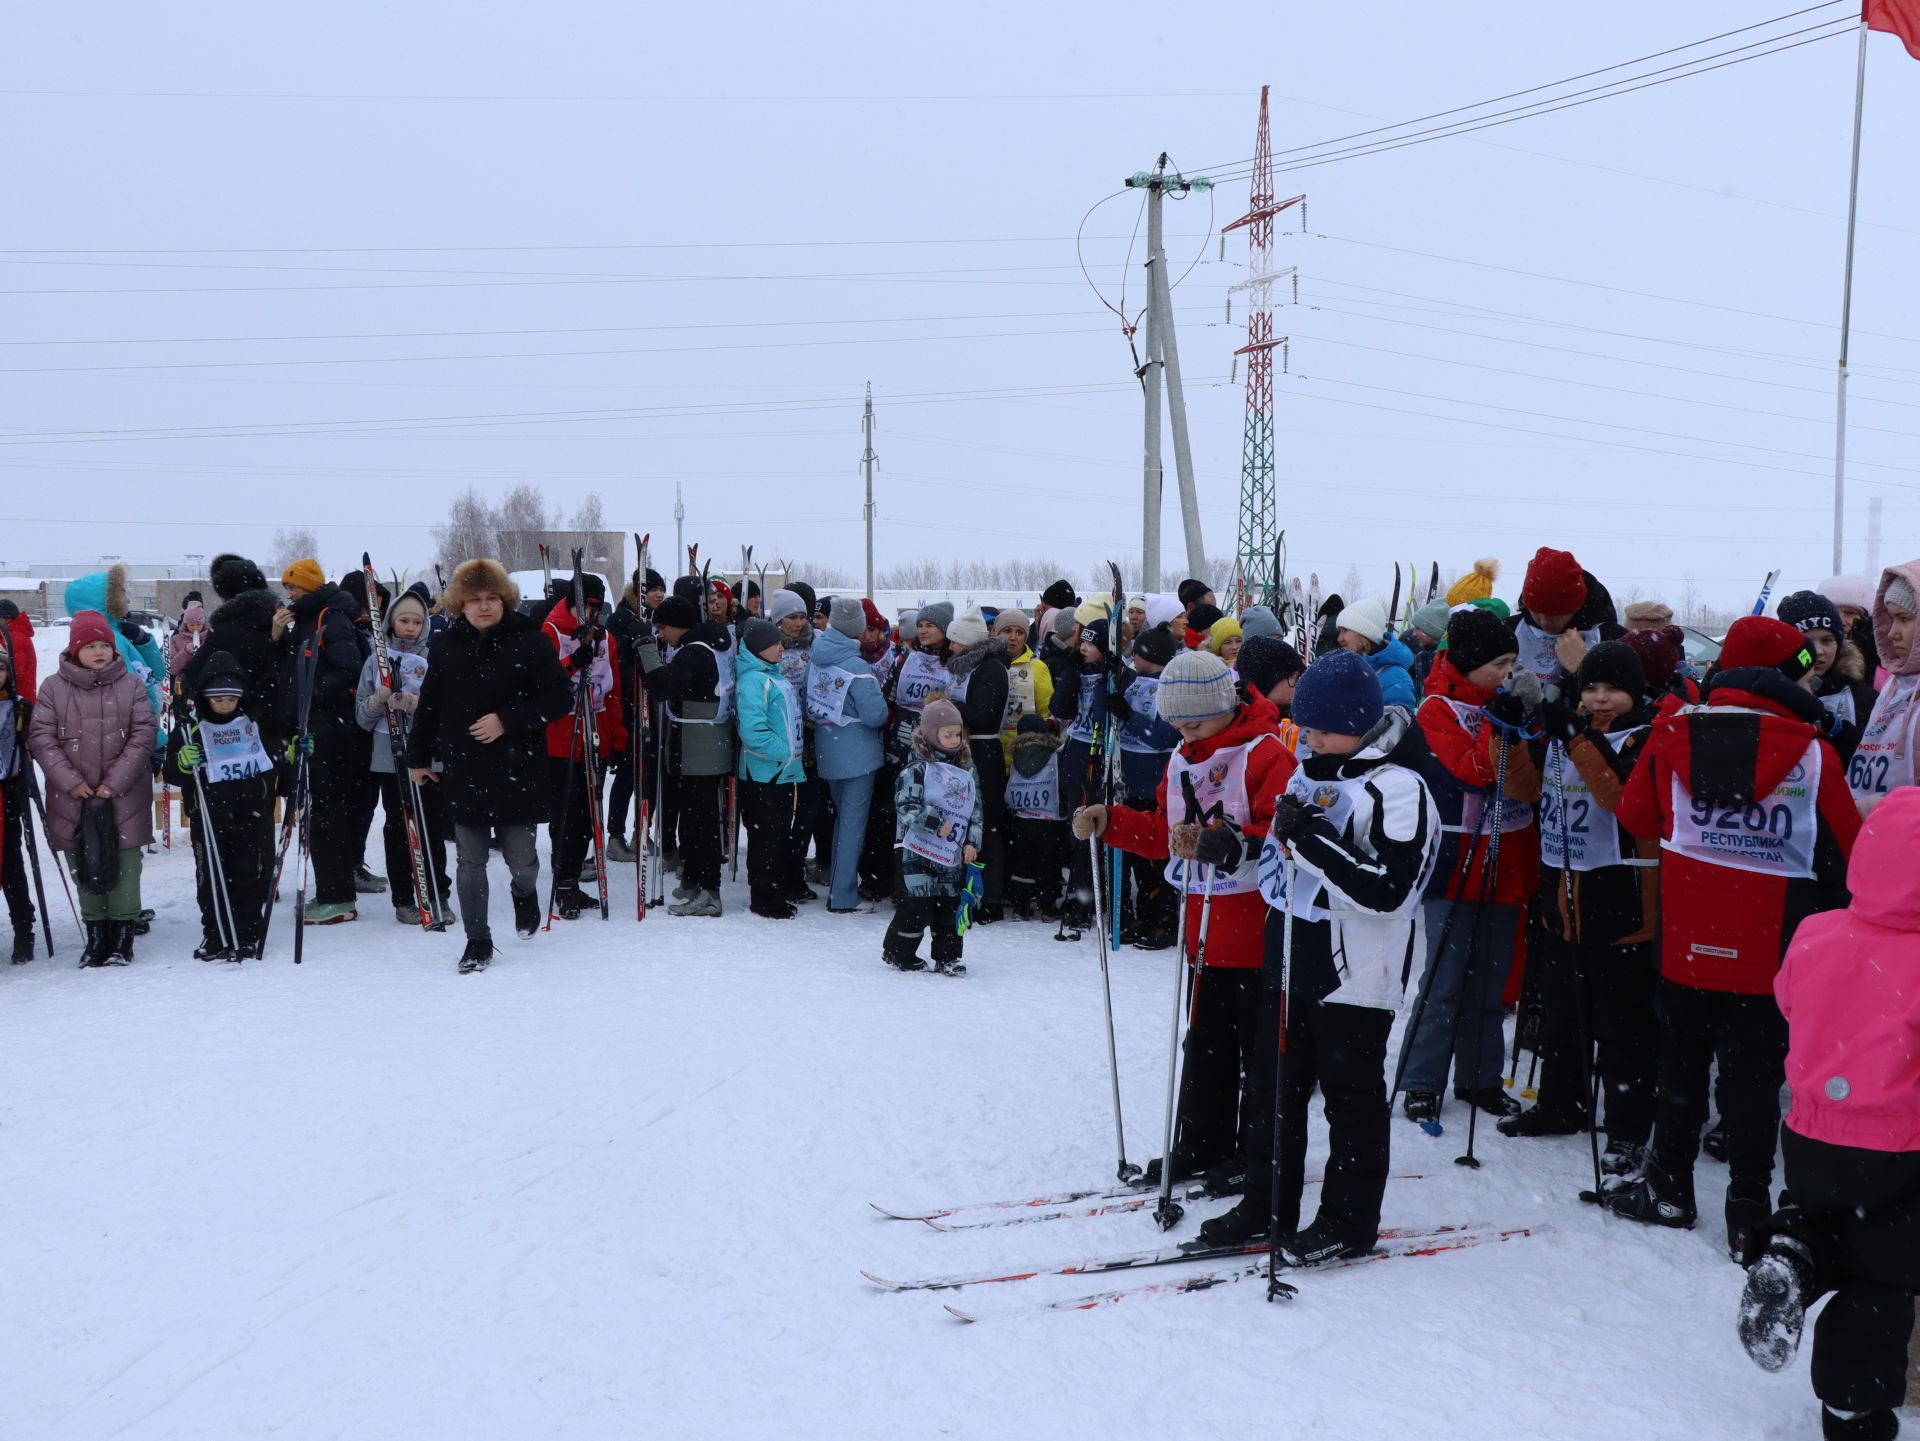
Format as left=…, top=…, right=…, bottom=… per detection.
left=378, top=771, right=450, bottom=913
left=305, top=720, right=366, bottom=907
left=675, top=774, right=723, bottom=895
left=859, top=763, right=900, bottom=898
left=1170, top=965, right=1263, bottom=1177
left=1773, top=1131, right=1920, bottom=1417
left=885, top=892, right=962, bottom=967
left=546, top=755, right=593, bottom=888
left=1648, top=978, right=1789, bottom=1211
left=191, top=792, right=273, bottom=955
left=1525, top=926, right=1660, bottom=1145
left=1007, top=815, right=1066, bottom=913
left=971, top=740, right=1009, bottom=908
left=1, top=771, right=34, bottom=937
left=741, top=777, right=801, bottom=911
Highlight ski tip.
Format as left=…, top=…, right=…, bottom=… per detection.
left=942, top=1304, right=980, bottom=1324
left=858, top=1270, right=896, bottom=1289
left=920, top=1216, right=958, bottom=1232
left=1417, top=1120, right=1444, bottom=1138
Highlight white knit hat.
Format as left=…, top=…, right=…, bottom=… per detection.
left=948, top=604, right=990, bottom=648
left=1335, top=595, right=1389, bottom=646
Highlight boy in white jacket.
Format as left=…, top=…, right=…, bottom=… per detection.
left=1198, top=650, right=1440, bottom=1262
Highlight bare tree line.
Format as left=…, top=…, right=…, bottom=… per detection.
left=432, top=486, right=607, bottom=574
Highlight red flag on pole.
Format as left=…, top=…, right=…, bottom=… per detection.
left=1868, top=0, right=1920, bottom=60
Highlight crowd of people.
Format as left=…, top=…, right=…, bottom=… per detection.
left=2, top=544, right=1917, bottom=1438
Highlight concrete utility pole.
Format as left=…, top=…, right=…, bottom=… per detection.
left=861, top=383, right=878, bottom=599
left=674, top=482, right=685, bottom=571
left=1127, top=157, right=1211, bottom=590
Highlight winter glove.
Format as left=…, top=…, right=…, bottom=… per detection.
left=632, top=637, right=663, bottom=672
left=1169, top=821, right=1202, bottom=860
left=284, top=734, right=314, bottom=763
left=1535, top=699, right=1581, bottom=743
left=1267, top=794, right=1323, bottom=844
left=367, top=688, right=390, bottom=713
left=1192, top=822, right=1243, bottom=871
left=176, top=742, right=203, bottom=771
left=1104, top=687, right=1134, bottom=723
left=1071, top=804, right=1108, bottom=840
left=1506, top=668, right=1544, bottom=714
left=390, top=691, right=419, bottom=714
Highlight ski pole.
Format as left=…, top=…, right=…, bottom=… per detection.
left=18, top=770, right=64, bottom=951
left=189, top=764, right=239, bottom=955
left=1267, top=855, right=1295, bottom=1302
left=1087, top=829, right=1139, bottom=1185
left=1151, top=860, right=1199, bottom=1232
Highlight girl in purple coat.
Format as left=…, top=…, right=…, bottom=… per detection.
left=27, top=611, right=157, bottom=965
left=1738, top=785, right=1920, bottom=1441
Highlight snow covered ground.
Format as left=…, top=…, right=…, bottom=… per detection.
left=4, top=628, right=1890, bottom=1440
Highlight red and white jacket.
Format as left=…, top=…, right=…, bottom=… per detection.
left=1103, top=696, right=1296, bottom=969
left=1416, top=655, right=1542, bottom=909
left=1617, top=667, right=1859, bottom=995
left=543, top=600, right=628, bottom=762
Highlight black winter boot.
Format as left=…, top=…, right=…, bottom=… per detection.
left=459, top=935, right=494, bottom=974
left=1737, top=1234, right=1815, bottom=1372
left=105, top=921, right=135, bottom=965
left=1196, top=1194, right=1275, bottom=1247
left=1454, top=1085, right=1522, bottom=1118
left=78, top=920, right=111, bottom=967
left=512, top=889, right=541, bottom=938
left=1725, top=1188, right=1772, bottom=1267
left=11, top=927, right=34, bottom=963
left=1601, top=1160, right=1697, bottom=1230
left=1275, top=1223, right=1375, bottom=1268
left=1821, top=1406, right=1899, bottom=1441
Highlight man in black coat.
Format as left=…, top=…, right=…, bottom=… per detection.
left=406, top=559, right=571, bottom=971
left=184, top=553, right=287, bottom=749
left=274, top=558, right=369, bottom=924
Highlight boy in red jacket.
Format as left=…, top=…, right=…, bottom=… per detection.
left=1737, top=788, right=1920, bottom=1441
left=1610, top=617, right=1859, bottom=1260
left=1073, top=648, right=1295, bottom=1190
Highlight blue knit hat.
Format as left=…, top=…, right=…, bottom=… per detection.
left=1291, top=650, right=1384, bottom=737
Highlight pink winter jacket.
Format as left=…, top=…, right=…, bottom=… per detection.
left=1777, top=785, right=1920, bottom=1153
left=26, top=653, right=157, bottom=853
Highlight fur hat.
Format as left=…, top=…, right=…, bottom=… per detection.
left=1519, top=548, right=1587, bottom=616
left=214, top=548, right=270, bottom=598
left=1445, top=558, right=1499, bottom=607
left=439, top=558, right=520, bottom=615
left=1335, top=596, right=1389, bottom=646
left=1719, top=616, right=1812, bottom=679
left=948, top=605, right=990, bottom=648
left=1292, top=650, right=1384, bottom=738
left=281, top=558, right=326, bottom=593
left=1622, top=600, right=1674, bottom=628
left=828, top=596, right=867, bottom=639
left=1155, top=649, right=1237, bottom=723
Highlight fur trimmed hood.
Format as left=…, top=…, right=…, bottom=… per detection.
left=947, top=635, right=1009, bottom=678
left=910, top=728, right=974, bottom=769
left=440, top=558, right=521, bottom=615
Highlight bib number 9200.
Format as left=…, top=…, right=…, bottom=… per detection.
left=1687, top=795, right=1793, bottom=842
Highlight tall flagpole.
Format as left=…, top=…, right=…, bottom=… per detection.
left=1833, top=20, right=1870, bottom=574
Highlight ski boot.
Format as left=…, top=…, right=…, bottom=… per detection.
left=512, top=889, right=541, bottom=939
left=1497, top=1101, right=1588, bottom=1138
left=78, top=920, right=111, bottom=967
left=750, top=899, right=797, bottom=920
left=554, top=884, right=594, bottom=920
left=1202, top=1161, right=1248, bottom=1199
left=1601, top=1160, right=1697, bottom=1231
left=1196, top=1195, right=1277, bottom=1247
left=1738, top=1233, right=1815, bottom=1372
left=1275, top=1224, right=1375, bottom=1268
left=1402, top=1091, right=1441, bottom=1126
left=1701, top=1118, right=1730, bottom=1163
left=459, top=936, right=494, bottom=974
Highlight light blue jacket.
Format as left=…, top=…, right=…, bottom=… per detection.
left=734, top=647, right=807, bottom=784
left=808, top=626, right=887, bottom=780
left=1369, top=636, right=1418, bottom=710
left=64, top=571, right=167, bottom=721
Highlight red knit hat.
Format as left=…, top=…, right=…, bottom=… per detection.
left=68, top=610, right=115, bottom=655
left=1519, top=547, right=1588, bottom=616
left=1718, top=616, right=1812, bottom=679
left=861, top=598, right=886, bottom=632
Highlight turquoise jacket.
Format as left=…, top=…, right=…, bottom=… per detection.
left=734, top=647, right=807, bottom=784
left=64, top=571, right=167, bottom=721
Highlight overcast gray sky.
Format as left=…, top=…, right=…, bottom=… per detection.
left=3, top=0, right=1916, bottom=608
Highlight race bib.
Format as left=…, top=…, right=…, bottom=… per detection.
left=1003, top=660, right=1038, bottom=730
left=1539, top=732, right=1638, bottom=872
left=1066, top=671, right=1101, bottom=745
left=1256, top=768, right=1361, bottom=918
left=1163, top=737, right=1270, bottom=896
left=199, top=715, right=273, bottom=781
left=894, top=650, right=946, bottom=714
left=778, top=645, right=810, bottom=692
left=1006, top=753, right=1060, bottom=820
left=1117, top=674, right=1167, bottom=753
left=1849, top=672, right=1919, bottom=802
left=1439, top=698, right=1535, bottom=834
left=903, top=760, right=975, bottom=866
left=387, top=650, right=428, bottom=695
left=1515, top=621, right=1600, bottom=687
left=1666, top=739, right=1820, bottom=879
left=770, top=674, right=802, bottom=762
left=805, top=664, right=862, bottom=726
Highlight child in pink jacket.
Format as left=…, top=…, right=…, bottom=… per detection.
left=1738, top=785, right=1920, bottom=1441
